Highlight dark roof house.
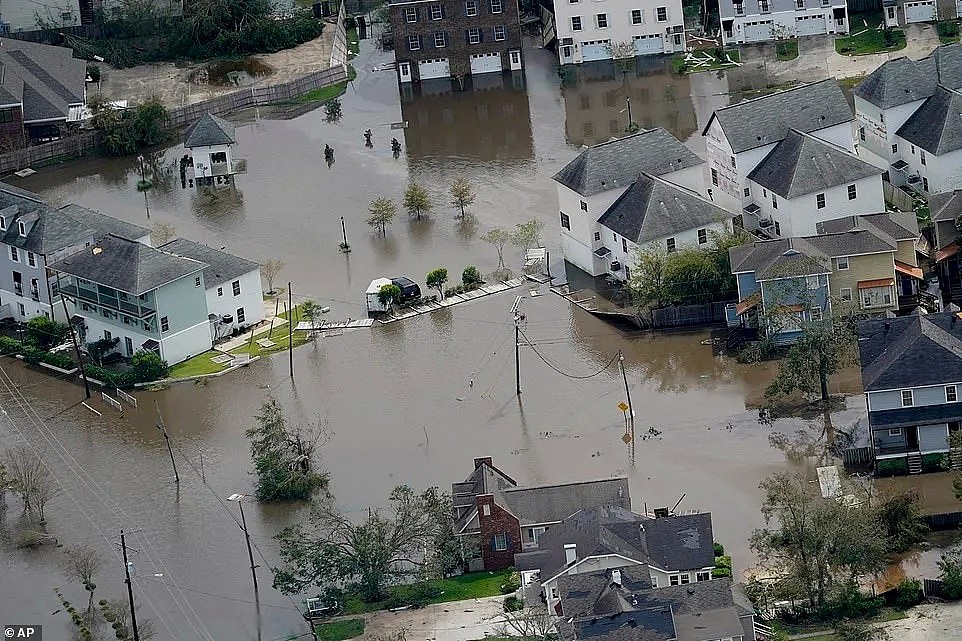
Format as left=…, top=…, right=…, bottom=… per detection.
left=858, top=313, right=962, bottom=392
left=854, top=44, right=962, bottom=109
left=0, top=38, right=86, bottom=127
left=895, top=85, right=962, bottom=156
left=160, top=238, right=259, bottom=288
left=185, top=112, right=236, bottom=148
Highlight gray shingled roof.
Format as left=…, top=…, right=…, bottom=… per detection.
left=567, top=608, right=675, bottom=641
left=596, top=173, right=731, bottom=244
left=0, top=38, right=85, bottom=123
left=641, top=513, right=715, bottom=572
left=558, top=567, right=653, bottom=618
left=0, top=62, right=24, bottom=107
left=57, top=203, right=149, bottom=242
left=50, top=234, right=207, bottom=295
left=452, top=459, right=517, bottom=532
left=498, top=477, right=631, bottom=526
left=160, top=238, right=259, bottom=287
left=930, top=190, right=962, bottom=223
left=895, top=86, right=962, bottom=156
left=553, top=129, right=702, bottom=197
left=185, top=112, right=236, bottom=148
left=747, top=130, right=880, bottom=199
left=816, top=211, right=919, bottom=240
left=718, top=0, right=834, bottom=19
left=673, top=609, right=744, bottom=641
left=858, top=313, right=962, bottom=391
left=729, top=238, right=832, bottom=280
left=703, top=79, right=852, bottom=154
left=854, top=44, right=962, bottom=109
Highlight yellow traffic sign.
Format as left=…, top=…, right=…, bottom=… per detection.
left=621, top=433, right=632, bottom=444
left=618, top=402, right=630, bottom=412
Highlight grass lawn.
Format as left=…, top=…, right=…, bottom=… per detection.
left=938, top=20, right=960, bottom=44
left=779, top=608, right=908, bottom=637
left=295, top=66, right=358, bottom=105
left=775, top=40, right=798, bottom=61
left=343, top=570, right=513, bottom=615
left=315, top=618, right=364, bottom=641
left=836, top=28, right=906, bottom=55
left=346, top=25, right=360, bottom=58
left=229, top=303, right=312, bottom=359
left=671, top=49, right=740, bottom=74
left=837, top=75, right=865, bottom=89
left=168, top=350, right=230, bottom=378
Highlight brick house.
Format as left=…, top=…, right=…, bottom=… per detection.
left=388, top=0, right=523, bottom=84
left=452, top=457, right=630, bottom=571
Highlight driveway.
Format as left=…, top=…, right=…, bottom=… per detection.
left=349, top=595, right=509, bottom=641
left=882, top=601, right=962, bottom=640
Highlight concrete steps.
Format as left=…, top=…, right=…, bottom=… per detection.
left=908, top=453, right=923, bottom=475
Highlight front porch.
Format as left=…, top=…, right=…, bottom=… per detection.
left=873, top=422, right=959, bottom=475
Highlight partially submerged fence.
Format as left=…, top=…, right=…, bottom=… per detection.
left=648, top=301, right=730, bottom=329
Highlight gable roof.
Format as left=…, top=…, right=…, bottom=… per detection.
left=858, top=313, right=962, bottom=391
left=452, top=458, right=517, bottom=532
left=160, top=238, right=259, bottom=287
left=747, top=129, right=881, bottom=199
left=596, top=173, right=731, bottom=244
left=49, top=234, right=207, bottom=295
left=816, top=211, right=919, bottom=241
left=553, top=128, right=702, bottom=197
left=0, top=38, right=85, bottom=122
left=641, top=513, right=715, bottom=572
left=0, top=62, right=25, bottom=107
left=185, top=112, right=236, bottom=148
left=498, top=477, right=631, bottom=526
left=895, top=85, right=962, bottom=156
left=703, top=79, right=852, bottom=154
left=854, top=44, right=962, bottom=109
left=729, top=238, right=832, bottom=280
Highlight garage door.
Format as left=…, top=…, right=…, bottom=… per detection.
left=470, top=52, right=502, bottom=75
left=743, top=20, right=773, bottom=42
left=795, top=14, right=826, bottom=36
left=582, top=41, right=610, bottom=61
left=418, top=58, right=450, bottom=80
left=904, top=0, right=936, bottom=22
left=634, top=34, right=663, bottom=55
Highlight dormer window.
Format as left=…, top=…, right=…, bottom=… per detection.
left=17, top=221, right=25, bottom=237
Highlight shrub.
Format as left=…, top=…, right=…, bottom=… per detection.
left=714, top=555, right=732, bottom=569
left=825, top=581, right=884, bottom=620
left=462, top=266, right=482, bottom=287
left=25, top=316, right=70, bottom=350
left=500, top=571, right=521, bottom=594
left=712, top=567, right=732, bottom=578
left=503, top=595, right=523, bottom=612
left=130, top=350, right=168, bottom=382
left=939, top=549, right=962, bottom=599
left=876, top=458, right=909, bottom=476
left=938, top=21, right=960, bottom=39
left=0, top=335, right=19, bottom=354
left=713, top=542, right=725, bottom=557
left=894, top=578, right=923, bottom=609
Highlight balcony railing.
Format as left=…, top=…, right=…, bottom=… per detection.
left=59, top=284, right=156, bottom=318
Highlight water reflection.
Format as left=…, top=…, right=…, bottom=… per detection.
left=400, top=73, right=534, bottom=166
left=560, top=57, right=697, bottom=147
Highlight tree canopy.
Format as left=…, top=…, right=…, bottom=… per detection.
left=403, top=183, right=432, bottom=220
left=367, top=198, right=398, bottom=235
left=450, top=177, right=477, bottom=218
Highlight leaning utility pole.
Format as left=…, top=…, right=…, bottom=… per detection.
left=59, top=290, right=90, bottom=399
left=154, top=400, right=179, bottom=483
left=121, top=530, right=142, bottom=641
left=288, top=282, right=294, bottom=381
left=619, top=350, right=635, bottom=462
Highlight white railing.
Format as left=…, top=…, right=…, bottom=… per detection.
left=116, top=388, right=137, bottom=408
left=102, top=391, right=122, bottom=412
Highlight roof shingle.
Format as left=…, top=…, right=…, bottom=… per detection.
left=160, top=238, right=259, bottom=287
left=185, top=113, right=236, bottom=148
left=858, top=313, right=962, bottom=391
left=895, top=85, right=962, bottom=156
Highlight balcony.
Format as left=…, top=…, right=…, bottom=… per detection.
left=59, top=283, right=156, bottom=319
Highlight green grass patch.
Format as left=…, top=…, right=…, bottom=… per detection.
left=316, top=618, right=364, bottom=641
left=939, top=20, right=960, bottom=43
left=168, top=350, right=230, bottom=378
left=671, top=49, right=740, bottom=74
left=294, top=65, right=357, bottom=104
left=836, top=27, right=906, bottom=55
left=837, top=75, right=865, bottom=89
left=229, top=303, right=312, bottom=358
left=775, top=40, right=798, bottom=61
left=346, top=25, right=360, bottom=58
left=342, top=570, right=513, bottom=615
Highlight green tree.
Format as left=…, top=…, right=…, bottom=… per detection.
left=130, top=97, right=171, bottom=147
left=481, top=227, right=512, bottom=271
left=626, top=249, right=668, bottom=308
left=876, top=491, right=928, bottom=553
left=940, top=547, right=962, bottom=599
left=244, top=398, right=329, bottom=502
left=426, top=268, right=448, bottom=299
left=24, top=316, right=69, bottom=350
left=462, top=266, right=482, bottom=287
left=273, top=485, right=448, bottom=602
left=261, top=258, right=284, bottom=295
left=130, top=350, right=168, bottom=382
left=403, top=183, right=432, bottom=220
left=511, top=219, right=545, bottom=253
left=367, top=197, right=397, bottom=235
left=301, top=299, right=323, bottom=342
left=765, top=313, right=857, bottom=404
left=449, top=177, right=476, bottom=218
left=377, top=284, right=402, bottom=312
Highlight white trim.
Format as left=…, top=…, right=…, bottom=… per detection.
left=540, top=553, right=646, bottom=587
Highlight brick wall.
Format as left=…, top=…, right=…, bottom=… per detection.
left=389, top=0, right=523, bottom=82
left=477, top=493, right=520, bottom=570
left=0, top=106, right=25, bottom=149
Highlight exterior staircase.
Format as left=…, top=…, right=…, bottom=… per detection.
left=908, top=452, right=923, bottom=475
left=950, top=447, right=962, bottom=471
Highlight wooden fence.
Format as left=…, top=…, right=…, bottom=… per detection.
left=841, top=446, right=874, bottom=469
left=923, top=578, right=945, bottom=599
left=884, top=180, right=916, bottom=212
left=923, top=511, right=962, bottom=530
left=3, top=23, right=106, bottom=44
left=0, top=132, right=100, bottom=175
left=330, top=0, right=349, bottom=69
left=648, top=301, right=730, bottom=329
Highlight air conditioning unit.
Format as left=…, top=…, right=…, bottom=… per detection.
left=758, top=218, right=774, bottom=228
left=221, top=314, right=234, bottom=324
left=906, top=174, right=921, bottom=184
left=610, top=260, right=622, bottom=271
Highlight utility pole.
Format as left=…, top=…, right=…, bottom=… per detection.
left=340, top=216, right=350, bottom=252
left=59, top=290, right=90, bottom=399
left=626, top=96, right=632, bottom=130
left=228, top=494, right=259, bottom=597
left=154, top=400, right=179, bottom=483
left=121, top=530, right=142, bottom=641
left=619, top=350, right=635, bottom=461
left=510, top=296, right=522, bottom=396
left=288, top=282, right=294, bottom=381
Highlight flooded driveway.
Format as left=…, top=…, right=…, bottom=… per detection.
left=0, top=37, right=874, bottom=641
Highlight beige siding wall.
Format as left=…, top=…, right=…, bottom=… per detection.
left=894, top=239, right=919, bottom=266
left=829, top=251, right=896, bottom=311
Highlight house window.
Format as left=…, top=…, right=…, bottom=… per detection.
left=594, top=231, right=601, bottom=241
left=680, top=574, right=691, bottom=584
left=217, top=286, right=223, bottom=297
left=550, top=587, right=559, bottom=599
left=491, top=0, right=503, bottom=12
left=847, top=184, right=857, bottom=200
left=434, top=32, right=447, bottom=47
left=596, top=13, right=608, bottom=28
left=772, top=194, right=778, bottom=209
left=696, top=571, right=711, bottom=582
left=237, top=307, right=246, bottom=323
left=892, top=144, right=898, bottom=154
left=232, top=280, right=241, bottom=296
left=901, top=390, right=914, bottom=407
left=430, top=3, right=443, bottom=19
left=9, top=247, right=17, bottom=262
left=408, top=35, right=421, bottom=50
left=923, top=177, right=930, bottom=192
left=561, top=212, right=571, bottom=230
left=465, top=0, right=478, bottom=15
left=0, top=216, right=5, bottom=230
left=468, top=28, right=481, bottom=43
left=816, top=193, right=826, bottom=209
left=698, top=229, right=707, bottom=244
left=889, top=428, right=903, bottom=436
left=806, top=275, right=820, bottom=290
left=482, top=504, right=491, bottom=516
left=571, top=16, right=583, bottom=30
left=666, top=238, right=676, bottom=253
left=796, top=0, right=804, bottom=8
left=759, top=0, right=769, bottom=11
left=580, top=200, right=588, bottom=212
left=730, top=155, right=736, bottom=169
left=622, top=238, right=628, bottom=253
left=161, top=316, right=169, bottom=332
left=631, top=9, right=642, bottom=23
left=27, top=252, right=35, bottom=267
left=194, top=276, right=202, bottom=287
left=651, top=576, right=658, bottom=587
left=774, top=221, right=781, bottom=236
left=493, top=533, right=508, bottom=550
left=810, top=307, right=822, bottom=321
left=656, top=6, right=668, bottom=20
left=17, top=221, right=25, bottom=236
left=16, top=303, right=24, bottom=317
left=104, top=330, right=111, bottom=340
left=744, top=187, right=751, bottom=197
left=125, top=337, right=133, bottom=356
left=859, top=127, right=865, bottom=142
left=405, top=6, right=417, bottom=22
left=948, top=385, right=958, bottom=402
left=921, top=150, right=926, bottom=166
left=494, top=25, right=506, bottom=40
left=762, top=188, right=767, bottom=197
left=836, top=256, right=849, bottom=270
left=734, top=1, right=744, bottom=14
left=711, top=168, right=718, bottom=186
left=840, top=287, right=852, bottom=302
left=670, top=575, right=680, bottom=586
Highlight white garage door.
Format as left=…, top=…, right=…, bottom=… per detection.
left=470, top=52, right=502, bottom=75
left=904, top=0, right=936, bottom=23
left=418, top=58, right=450, bottom=80
left=795, top=14, right=826, bottom=36
left=634, top=34, right=663, bottom=55
left=743, top=20, right=773, bottom=42
left=582, top=41, right=610, bottom=61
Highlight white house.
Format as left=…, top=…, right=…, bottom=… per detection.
left=50, top=235, right=213, bottom=365
left=703, top=79, right=854, bottom=214
left=554, top=128, right=705, bottom=278
left=892, top=85, right=962, bottom=195
left=596, top=172, right=732, bottom=281
left=718, top=0, right=848, bottom=46
left=744, top=129, right=885, bottom=237
left=185, top=113, right=239, bottom=187
left=159, top=238, right=264, bottom=341
left=882, top=0, right=937, bottom=27
left=552, top=0, right=686, bottom=64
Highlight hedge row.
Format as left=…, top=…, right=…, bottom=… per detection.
left=0, top=335, right=75, bottom=370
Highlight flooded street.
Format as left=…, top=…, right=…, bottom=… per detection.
left=0, top=38, right=885, bottom=641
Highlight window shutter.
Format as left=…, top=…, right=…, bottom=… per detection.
left=503, top=27, right=508, bottom=39
left=506, top=533, right=512, bottom=549
left=418, top=34, right=423, bottom=49
left=490, top=536, right=496, bottom=551
left=465, top=29, right=470, bottom=43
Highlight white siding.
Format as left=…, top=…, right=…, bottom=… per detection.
left=558, top=183, right=630, bottom=276
left=205, top=269, right=265, bottom=340
left=894, top=139, right=962, bottom=195
left=721, top=3, right=848, bottom=45
left=159, top=320, right=214, bottom=365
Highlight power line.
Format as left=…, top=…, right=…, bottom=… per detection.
left=519, top=327, right=620, bottom=379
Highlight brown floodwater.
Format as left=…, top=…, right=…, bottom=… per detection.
left=0, top=37, right=885, bottom=641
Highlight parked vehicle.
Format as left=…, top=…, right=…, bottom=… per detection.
left=391, top=276, right=421, bottom=302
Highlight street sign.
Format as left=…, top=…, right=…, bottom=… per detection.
left=621, top=433, right=632, bottom=444
left=618, top=402, right=629, bottom=413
